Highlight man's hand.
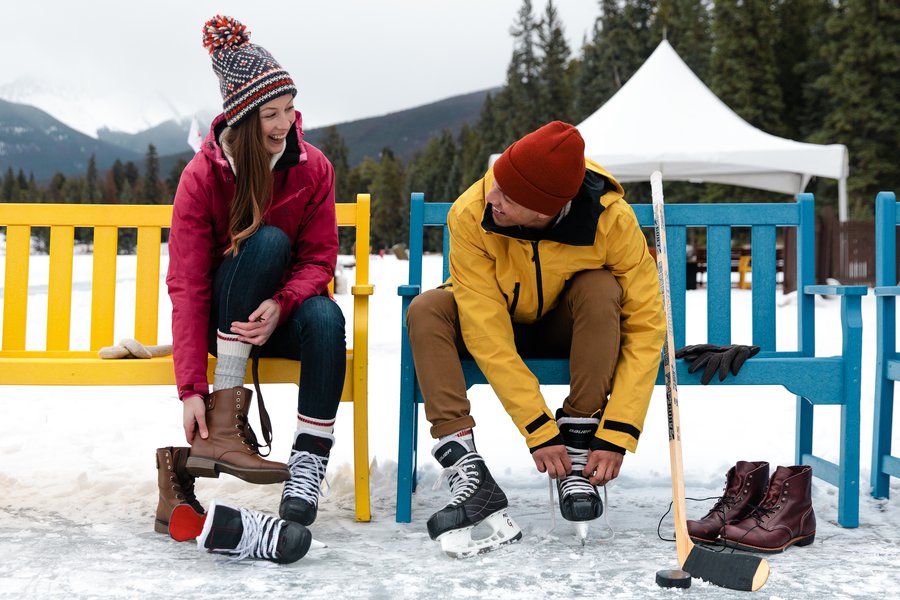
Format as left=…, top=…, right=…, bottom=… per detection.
left=531, top=444, right=572, bottom=479
left=183, top=394, right=208, bottom=444
left=230, top=299, right=281, bottom=346
left=584, top=449, right=624, bottom=486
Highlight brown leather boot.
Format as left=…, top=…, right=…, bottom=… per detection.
left=721, top=465, right=816, bottom=553
left=186, top=387, right=289, bottom=484
left=155, top=447, right=205, bottom=534
left=687, top=460, right=768, bottom=544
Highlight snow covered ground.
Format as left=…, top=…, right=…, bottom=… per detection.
left=1, top=250, right=899, bottom=599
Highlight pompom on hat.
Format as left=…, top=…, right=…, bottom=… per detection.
left=202, top=15, right=297, bottom=127
left=493, top=121, right=586, bottom=215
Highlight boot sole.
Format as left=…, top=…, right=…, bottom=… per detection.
left=722, top=532, right=815, bottom=554
left=154, top=518, right=169, bottom=535
left=185, top=457, right=289, bottom=484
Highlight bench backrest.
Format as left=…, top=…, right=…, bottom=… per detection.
left=875, top=191, right=899, bottom=288
left=407, top=192, right=817, bottom=355
left=1, top=197, right=370, bottom=356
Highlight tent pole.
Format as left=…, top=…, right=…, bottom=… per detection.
left=839, top=177, right=848, bottom=222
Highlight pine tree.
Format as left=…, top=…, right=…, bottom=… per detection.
left=774, top=0, right=835, bottom=140
left=537, top=0, right=574, bottom=124
left=710, top=0, right=785, bottom=136
left=138, top=144, right=164, bottom=203
left=167, top=159, right=189, bottom=199
left=502, top=0, right=542, bottom=141
left=371, top=148, right=405, bottom=249
left=83, top=154, right=101, bottom=204
left=318, top=126, right=352, bottom=202
left=814, top=0, right=899, bottom=217
left=47, top=173, right=66, bottom=203
left=651, top=0, right=712, bottom=82
left=455, top=124, right=486, bottom=194
left=1, top=167, right=14, bottom=202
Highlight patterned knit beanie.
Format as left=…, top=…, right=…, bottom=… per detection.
left=202, top=15, right=297, bottom=127
left=493, top=121, right=585, bottom=215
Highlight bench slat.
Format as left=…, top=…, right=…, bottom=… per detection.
left=752, top=225, right=777, bottom=350
left=707, top=225, right=732, bottom=344
left=134, top=226, right=162, bottom=345
left=90, top=227, right=118, bottom=350
left=2, top=225, right=31, bottom=351
left=668, top=225, right=687, bottom=348
left=47, top=226, right=75, bottom=351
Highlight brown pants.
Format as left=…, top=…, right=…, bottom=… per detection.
left=406, top=269, right=623, bottom=438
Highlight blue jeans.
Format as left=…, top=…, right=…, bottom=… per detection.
left=208, top=225, right=346, bottom=420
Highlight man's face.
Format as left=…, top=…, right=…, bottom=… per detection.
left=486, top=180, right=554, bottom=229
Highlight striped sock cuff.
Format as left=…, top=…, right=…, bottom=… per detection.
left=216, top=330, right=252, bottom=358
left=297, top=414, right=335, bottom=435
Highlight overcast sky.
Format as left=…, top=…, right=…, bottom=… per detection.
left=3, top=0, right=600, bottom=129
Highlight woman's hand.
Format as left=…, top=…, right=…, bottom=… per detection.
left=183, top=394, right=208, bottom=444
left=230, top=298, right=281, bottom=346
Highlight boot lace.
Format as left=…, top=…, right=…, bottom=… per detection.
left=558, top=446, right=598, bottom=499
left=283, top=450, right=330, bottom=504
left=432, top=452, right=481, bottom=507
left=703, top=493, right=738, bottom=520
left=231, top=507, right=285, bottom=561
left=235, top=414, right=268, bottom=456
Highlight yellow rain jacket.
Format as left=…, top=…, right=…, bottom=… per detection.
left=447, top=159, right=665, bottom=452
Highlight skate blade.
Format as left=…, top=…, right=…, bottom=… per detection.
left=437, top=509, right=523, bottom=559
left=168, top=504, right=207, bottom=542
left=575, top=522, right=589, bottom=545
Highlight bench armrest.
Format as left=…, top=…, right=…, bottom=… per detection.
left=874, top=286, right=900, bottom=296
left=351, top=285, right=375, bottom=296
left=398, top=284, right=421, bottom=297
left=803, top=285, right=868, bottom=297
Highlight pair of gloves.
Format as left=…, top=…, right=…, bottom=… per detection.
left=674, top=344, right=760, bottom=385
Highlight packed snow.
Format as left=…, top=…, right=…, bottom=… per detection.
left=1, top=249, right=898, bottom=599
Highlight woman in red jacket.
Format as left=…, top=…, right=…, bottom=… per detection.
left=162, top=16, right=344, bottom=564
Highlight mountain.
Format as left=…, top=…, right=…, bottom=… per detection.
left=0, top=77, right=193, bottom=138
left=0, top=98, right=141, bottom=179
left=304, top=88, right=495, bottom=165
left=98, top=118, right=196, bottom=156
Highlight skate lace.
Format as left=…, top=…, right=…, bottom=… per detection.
left=232, top=507, right=284, bottom=561
left=283, top=450, right=330, bottom=503
left=558, top=446, right=597, bottom=499
left=432, top=452, right=481, bottom=506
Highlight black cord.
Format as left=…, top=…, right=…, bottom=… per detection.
left=656, top=495, right=724, bottom=543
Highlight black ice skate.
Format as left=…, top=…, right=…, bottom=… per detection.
left=427, top=438, right=522, bottom=558
left=197, top=501, right=312, bottom=564
left=280, top=430, right=332, bottom=526
left=556, top=412, right=603, bottom=544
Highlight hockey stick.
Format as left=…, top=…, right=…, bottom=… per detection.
left=651, top=171, right=769, bottom=592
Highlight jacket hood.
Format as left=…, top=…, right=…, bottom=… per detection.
left=200, top=110, right=308, bottom=176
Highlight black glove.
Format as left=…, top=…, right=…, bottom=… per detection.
left=674, top=344, right=761, bottom=385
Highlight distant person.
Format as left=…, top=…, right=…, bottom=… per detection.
left=161, top=15, right=346, bottom=564
left=406, top=121, right=666, bottom=556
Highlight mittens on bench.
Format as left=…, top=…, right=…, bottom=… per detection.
left=674, top=344, right=761, bottom=385
left=99, top=338, right=172, bottom=359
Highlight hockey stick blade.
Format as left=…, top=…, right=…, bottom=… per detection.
left=683, top=546, right=769, bottom=592
left=651, top=171, right=769, bottom=592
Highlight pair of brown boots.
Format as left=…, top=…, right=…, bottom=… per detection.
left=687, top=461, right=816, bottom=553
left=155, top=386, right=290, bottom=536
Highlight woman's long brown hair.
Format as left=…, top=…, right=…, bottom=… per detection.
left=224, top=115, right=273, bottom=256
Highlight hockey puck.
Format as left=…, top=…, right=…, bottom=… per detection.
left=656, top=569, right=692, bottom=589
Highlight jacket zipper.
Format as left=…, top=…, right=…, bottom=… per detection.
left=532, top=241, right=544, bottom=319
left=509, top=282, right=520, bottom=317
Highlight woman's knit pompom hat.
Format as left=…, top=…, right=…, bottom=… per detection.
left=202, top=15, right=297, bottom=127
left=493, top=121, right=585, bottom=215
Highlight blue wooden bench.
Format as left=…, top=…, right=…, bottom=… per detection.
left=396, top=192, right=866, bottom=527
left=872, top=191, right=900, bottom=499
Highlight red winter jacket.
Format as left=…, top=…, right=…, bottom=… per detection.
left=166, top=112, right=337, bottom=401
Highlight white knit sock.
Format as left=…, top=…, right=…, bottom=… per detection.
left=295, top=414, right=336, bottom=439
left=213, top=330, right=252, bottom=391
left=438, top=428, right=476, bottom=453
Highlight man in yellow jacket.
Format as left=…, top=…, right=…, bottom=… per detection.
left=407, top=121, right=665, bottom=556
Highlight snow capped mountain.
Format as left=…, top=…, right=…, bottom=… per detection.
left=0, top=77, right=209, bottom=138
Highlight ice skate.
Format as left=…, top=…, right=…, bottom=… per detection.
left=196, top=501, right=312, bottom=564
left=280, top=430, right=333, bottom=526
left=556, top=412, right=603, bottom=544
left=427, top=434, right=522, bottom=558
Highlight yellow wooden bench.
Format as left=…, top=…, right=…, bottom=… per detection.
left=0, top=196, right=374, bottom=522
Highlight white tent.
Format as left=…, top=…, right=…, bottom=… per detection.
left=497, top=40, right=850, bottom=220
